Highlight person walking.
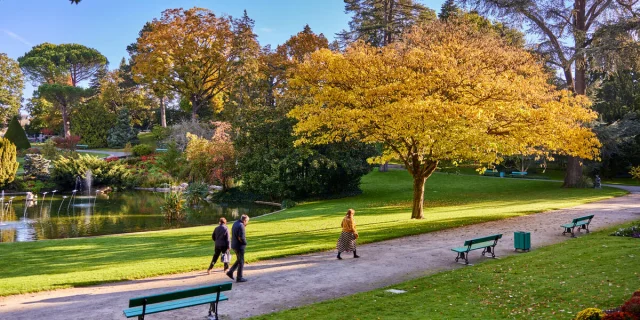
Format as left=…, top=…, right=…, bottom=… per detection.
left=226, top=214, right=249, bottom=282
left=207, top=217, right=231, bottom=275
left=336, top=209, right=360, bottom=259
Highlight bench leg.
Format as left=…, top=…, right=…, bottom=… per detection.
left=455, top=252, right=468, bottom=264
left=583, top=224, right=590, bottom=233
left=208, top=301, right=218, bottom=320
left=563, top=227, right=575, bottom=237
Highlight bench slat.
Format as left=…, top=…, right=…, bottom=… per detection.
left=124, top=293, right=228, bottom=317
left=129, top=282, right=232, bottom=307
left=451, top=241, right=496, bottom=253
left=572, top=215, right=594, bottom=223
left=463, top=234, right=502, bottom=246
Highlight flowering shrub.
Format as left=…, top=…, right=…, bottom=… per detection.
left=611, top=224, right=640, bottom=238
left=603, top=312, right=638, bottom=320
left=576, top=308, right=606, bottom=320
left=105, top=156, right=120, bottom=163
left=622, top=297, right=640, bottom=317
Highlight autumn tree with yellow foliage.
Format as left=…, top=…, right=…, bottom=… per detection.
left=132, top=8, right=236, bottom=121
left=289, top=22, right=601, bottom=219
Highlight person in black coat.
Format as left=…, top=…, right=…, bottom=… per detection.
left=207, top=217, right=231, bottom=275
left=226, top=214, right=249, bottom=282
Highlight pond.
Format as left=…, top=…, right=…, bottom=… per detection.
left=0, top=191, right=278, bottom=243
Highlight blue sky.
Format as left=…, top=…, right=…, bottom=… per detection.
left=0, top=0, right=446, bottom=102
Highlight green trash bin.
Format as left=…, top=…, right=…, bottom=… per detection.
left=514, top=231, right=531, bottom=252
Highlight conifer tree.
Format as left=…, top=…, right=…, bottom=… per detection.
left=4, top=115, right=30, bottom=150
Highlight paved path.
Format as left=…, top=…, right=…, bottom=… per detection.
left=79, top=149, right=130, bottom=158
left=1, top=186, right=639, bottom=320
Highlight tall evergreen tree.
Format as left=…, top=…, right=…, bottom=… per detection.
left=439, top=0, right=460, bottom=21
left=337, top=0, right=437, bottom=48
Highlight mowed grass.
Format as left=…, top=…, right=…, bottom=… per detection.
left=251, top=222, right=640, bottom=320
left=0, top=170, right=626, bottom=296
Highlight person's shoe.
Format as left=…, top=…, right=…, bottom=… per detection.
left=224, top=267, right=229, bottom=273
left=236, top=278, right=248, bottom=283
left=225, top=271, right=234, bottom=280
left=337, top=253, right=342, bottom=260
left=353, top=254, right=360, bottom=258
left=207, top=269, right=211, bottom=275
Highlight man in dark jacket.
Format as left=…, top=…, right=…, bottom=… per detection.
left=226, top=214, right=249, bottom=282
left=207, top=217, right=231, bottom=275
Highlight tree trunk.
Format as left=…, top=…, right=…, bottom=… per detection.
left=61, top=103, right=70, bottom=138
left=160, top=97, right=167, bottom=128
left=191, top=98, right=198, bottom=122
left=411, top=175, right=426, bottom=219
left=564, top=0, right=587, bottom=187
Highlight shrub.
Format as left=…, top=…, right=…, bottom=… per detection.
left=105, top=156, right=120, bottom=163
left=603, top=312, right=638, bottom=320
left=576, top=308, right=606, bottom=320
left=132, top=144, right=154, bottom=157
left=633, top=290, right=640, bottom=298
left=107, top=108, right=138, bottom=148
left=157, top=142, right=182, bottom=178
left=281, top=199, right=296, bottom=209
left=622, top=297, right=640, bottom=317
left=53, top=135, right=81, bottom=151
left=160, top=190, right=185, bottom=221
left=51, top=154, right=132, bottom=189
left=631, top=166, right=640, bottom=180
left=611, top=223, right=640, bottom=238
left=0, top=137, right=18, bottom=186
left=4, top=116, right=31, bottom=150
left=41, top=138, right=60, bottom=160
left=165, top=120, right=213, bottom=151
left=151, top=126, right=171, bottom=142
left=185, top=122, right=236, bottom=190
left=23, top=147, right=40, bottom=154
left=23, top=154, right=51, bottom=179
left=71, top=100, right=116, bottom=148
left=185, top=181, right=209, bottom=206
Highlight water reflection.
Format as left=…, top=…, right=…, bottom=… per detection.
left=0, top=191, right=276, bottom=243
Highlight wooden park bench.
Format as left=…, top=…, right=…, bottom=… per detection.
left=561, top=215, right=594, bottom=237
left=155, top=148, right=168, bottom=153
left=123, top=282, right=232, bottom=320
left=483, top=169, right=500, bottom=177
left=510, top=171, right=527, bottom=178
left=76, top=144, right=88, bottom=149
left=451, top=234, right=502, bottom=265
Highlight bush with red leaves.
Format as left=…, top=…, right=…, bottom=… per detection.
left=622, top=297, right=640, bottom=317
left=603, top=312, right=638, bottom=320
left=53, top=135, right=81, bottom=151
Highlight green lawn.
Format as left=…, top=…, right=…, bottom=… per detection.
left=0, top=170, right=626, bottom=296
left=252, top=222, right=640, bottom=320
left=77, top=151, right=110, bottom=158
left=138, top=131, right=157, bottom=149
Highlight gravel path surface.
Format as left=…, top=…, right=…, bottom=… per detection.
left=1, top=186, right=638, bottom=320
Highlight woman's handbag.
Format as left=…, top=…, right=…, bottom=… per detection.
left=221, top=251, right=231, bottom=263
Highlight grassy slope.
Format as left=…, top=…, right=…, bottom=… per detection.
left=0, top=170, right=626, bottom=296
left=252, top=222, right=640, bottom=320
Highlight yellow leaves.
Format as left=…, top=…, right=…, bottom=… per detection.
left=288, top=21, right=601, bottom=170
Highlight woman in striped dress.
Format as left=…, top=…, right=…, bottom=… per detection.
left=336, top=209, right=360, bottom=259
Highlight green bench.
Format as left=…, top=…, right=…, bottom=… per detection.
left=561, top=215, right=594, bottom=237
left=510, top=171, right=527, bottom=178
left=483, top=169, right=500, bottom=177
left=123, top=282, right=232, bottom=320
left=451, top=234, right=502, bottom=265
left=76, top=144, right=88, bottom=149
left=155, top=148, right=168, bottom=152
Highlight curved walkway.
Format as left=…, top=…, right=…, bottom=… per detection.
left=1, top=186, right=639, bottom=320
left=80, top=149, right=130, bottom=158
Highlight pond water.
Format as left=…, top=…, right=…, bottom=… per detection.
left=0, top=191, right=277, bottom=243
